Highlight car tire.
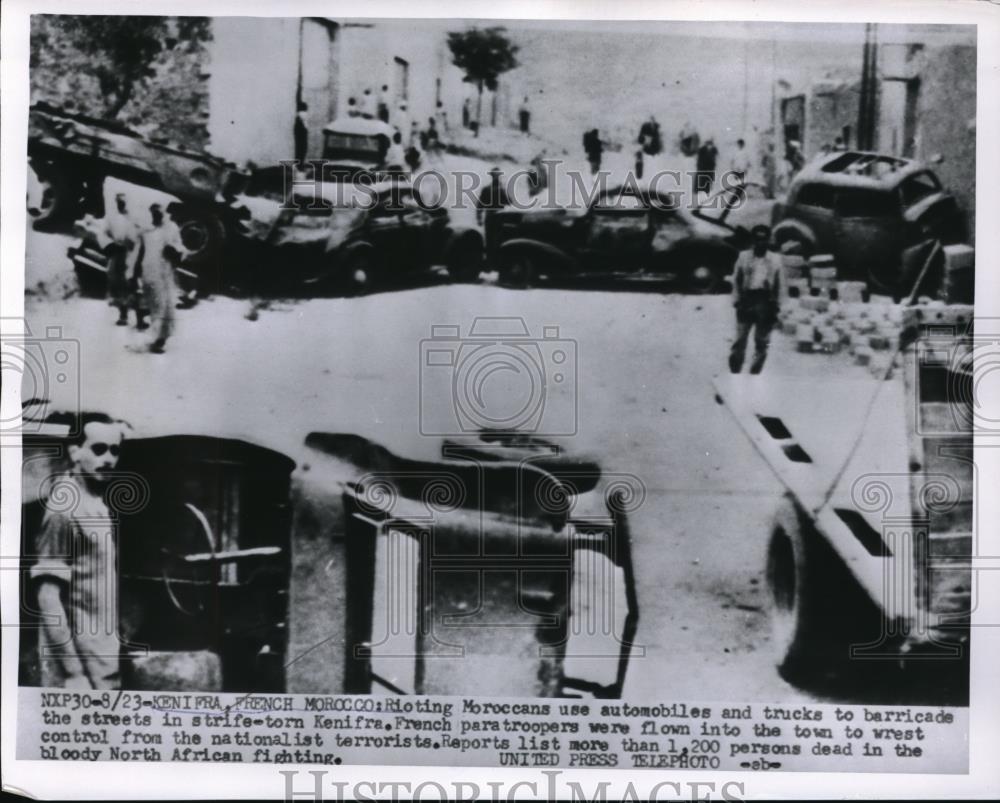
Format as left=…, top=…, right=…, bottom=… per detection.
left=177, top=211, right=227, bottom=294
left=685, top=253, right=726, bottom=294
left=344, top=249, right=377, bottom=295
left=500, top=251, right=536, bottom=289
left=766, top=496, right=883, bottom=687
left=29, top=162, right=81, bottom=229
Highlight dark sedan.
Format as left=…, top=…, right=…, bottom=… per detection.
left=487, top=183, right=746, bottom=293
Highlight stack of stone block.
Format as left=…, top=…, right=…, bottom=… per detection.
left=776, top=251, right=913, bottom=375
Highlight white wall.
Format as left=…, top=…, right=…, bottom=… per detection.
left=207, top=17, right=300, bottom=165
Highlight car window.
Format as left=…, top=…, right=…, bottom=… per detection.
left=899, top=171, right=942, bottom=208
left=834, top=189, right=898, bottom=218
left=794, top=183, right=835, bottom=210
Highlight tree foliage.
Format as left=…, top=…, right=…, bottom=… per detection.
left=447, top=27, right=519, bottom=94
left=32, top=16, right=211, bottom=118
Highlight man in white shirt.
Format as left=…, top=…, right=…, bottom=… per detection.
left=729, top=224, right=783, bottom=374
left=729, top=138, right=752, bottom=185
left=32, top=416, right=126, bottom=689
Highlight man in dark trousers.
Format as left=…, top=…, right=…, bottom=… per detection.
left=294, top=101, right=309, bottom=162
left=729, top=224, right=783, bottom=374
left=694, top=137, right=718, bottom=198
left=583, top=128, right=603, bottom=173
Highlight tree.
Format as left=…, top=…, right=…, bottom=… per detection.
left=446, top=27, right=519, bottom=136
left=33, top=16, right=210, bottom=119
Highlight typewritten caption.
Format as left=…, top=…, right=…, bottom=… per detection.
left=17, top=689, right=967, bottom=773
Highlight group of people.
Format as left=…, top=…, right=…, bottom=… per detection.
left=100, top=193, right=190, bottom=354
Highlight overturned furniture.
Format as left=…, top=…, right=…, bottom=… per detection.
left=289, top=433, right=639, bottom=698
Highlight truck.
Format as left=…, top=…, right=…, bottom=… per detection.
left=28, top=102, right=248, bottom=292
left=713, top=303, right=973, bottom=699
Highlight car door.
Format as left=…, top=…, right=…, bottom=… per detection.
left=788, top=182, right=836, bottom=245
left=579, top=194, right=652, bottom=272
left=833, top=188, right=903, bottom=288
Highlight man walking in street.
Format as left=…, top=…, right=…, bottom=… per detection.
left=104, top=193, right=139, bottom=327
left=31, top=414, right=127, bottom=690
left=729, top=224, right=783, bottom=374
left=136, top=203, right=186, bottom=354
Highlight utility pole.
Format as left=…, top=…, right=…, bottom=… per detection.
left=857, top=22, right=879, bottom=150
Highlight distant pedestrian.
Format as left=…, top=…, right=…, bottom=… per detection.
left=638, top=115, right=662, bottom=156
left=786, top=140, right=806, bottom=176
left=395, top=102, right=412, bottom=143
left=294, top=101, right=309, bottom=161
left=462, top=98, right=471, bottom=129
left=518, top=96, right=532, bottom=134
left=476, top=166, right=510, bottom=226
left=377, top=85, right=390, bottom=123
left=424, top=118, right=441, bottom=151
left=346, top=97, right=360, bottom=118
left=136, top=203, right=186, bottom=354
left=729, top=224, right=782, bottom=375
left=384, top=131, right=406, bottom=172
left=435, top=101, right=449, bottom=137
left=634, top=149, right=645, bottom=180
left=583, top=128, right=603, bottom=174
left=694, top=137, right=718, bottom=198
left=104, top=193, right=139, bottom=327
left=832, top=135, right=847, bottom=152
left=729, top=138, right=751, bottom=185
left=359, top=88, right=376, bottom=119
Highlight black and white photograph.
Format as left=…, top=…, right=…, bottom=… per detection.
left=2, top=0, right=998, bottom=796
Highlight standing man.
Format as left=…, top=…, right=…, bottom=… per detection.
left=377, top=85, right=391, bottom=123
left=476, top=166, right=510, bottom=226
left=31, top=415, right=126, bottom=690
left=518, top=96, right=532, bottom=135
left=103, top=193, right=139, bottom=327
left=729, top=224, right=783, bottom=375
left=294, top=101, right=309, bottom=162
left=695, top=137, right=719, bottom=199
left=359, top=88, right=376, bottom=119
left=136, top=203, right=186, bottom=354
left=583, top=128, right=603, bottom=174
left=729, top=138, right=751, bottom=185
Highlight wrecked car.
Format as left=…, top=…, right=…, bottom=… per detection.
left=487, top=183, right=744, bottom=293
left=771, top=151, right=967, bottom=291
left=246, top=181, right=485, bottom=293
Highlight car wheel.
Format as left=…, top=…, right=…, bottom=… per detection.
left=178, top=212, right=227, bottom=294
left=29, top=162, right=80, bottom=229
left=766, top=497, right=884, bottom=687
left=500, top=251, right=535, bottom=289
left=685, top=254, right=725, bottom=294
left=345, top=250, right=376, bottom=294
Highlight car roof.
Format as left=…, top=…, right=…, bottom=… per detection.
left=323, top=117, right=396, bottom=137
left=793, top=151, right=934, bottom=191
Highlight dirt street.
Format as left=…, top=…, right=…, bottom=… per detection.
left=22, top=223, right=892, bottom=704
